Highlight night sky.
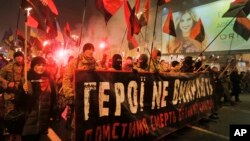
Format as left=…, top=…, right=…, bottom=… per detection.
left=0, top=0, right=92, bottom=40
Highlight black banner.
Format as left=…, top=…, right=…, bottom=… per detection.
left=75, top=71, right=214, bottom=141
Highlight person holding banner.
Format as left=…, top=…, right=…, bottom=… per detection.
left=168, top=9, right=206, bottom=54
left=149, top=49, right=162, bottom=72
left=62, top=43, right=98, bottom=140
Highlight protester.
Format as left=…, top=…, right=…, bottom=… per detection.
left=21, top=56, right=57, bottom=141
left=230, top=69, right=241, bottom=102
left=0, top=53, right=8, bottom=69
left=122, top=56, right=133, bottom=71
left=170, top=60, right=181, bottom=72
left=108, top=54, right=122, bottom=71
left=62, top=43, right=98, bottom=140
left=209, top=66, right=223, bottom=119
left=134, top=54, right=149, bottom=72
left=98, top=53, right=108, bottom=70
left=149, top=49, right=161, bottom=72
left=180, top=56, right=194, bottom=72
left=159, top=60, right=170, bottom=72
left=45, top=51, right=58, bottom=80
left=0, top=51, right=25, bottom=139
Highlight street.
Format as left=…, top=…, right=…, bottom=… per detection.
left=158, top=93, right=250, bottom=141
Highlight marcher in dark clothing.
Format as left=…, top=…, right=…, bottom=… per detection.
left=21, top=56, right=57, bottom=141
left=180, top=56, right=194, bottom=72
left=209, top=66, right=224, bottom=119
left=230, top=69, right=241, bottom=102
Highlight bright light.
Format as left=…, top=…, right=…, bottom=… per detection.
left=57, top=49, right=66, bottom=58
left=99, top=42, right=106, bottom=49
left=43, top=40, right=50, bottom=46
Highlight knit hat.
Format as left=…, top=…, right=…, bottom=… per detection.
left=172, top=61, right=180, bottom=67
left=13, top=51, right=24, bottom=58
left=82, top=43, right=95, bottom=53
left=30, top=56, right=46, bottom=69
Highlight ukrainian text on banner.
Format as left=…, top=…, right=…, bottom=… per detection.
left=75, top=71, right=214, bottom=141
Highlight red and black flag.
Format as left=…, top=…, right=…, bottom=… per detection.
left=63, top=22, right=77, bottom=46
left=233, top=17, right=250, bottom=40
left=223, top=0, right=250, bottom=17
left=22, top=0, right=58, bottom=39
left=16, top=29, right=26, bottom=48
left=124, top=0, right=141, bottom=39
left=163, top=9, right=176, bottom=37
left=138, top=0, right=150, bottom=27
left=190, top=19, right=205, bottom=43
left=96, top=0, right=123, bottom=23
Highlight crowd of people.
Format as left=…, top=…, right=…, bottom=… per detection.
left=0, top=43, right=250, bottom=141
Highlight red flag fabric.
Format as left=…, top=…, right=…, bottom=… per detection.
left=63, top=22, right=77, bottom=46
left=124, top=0, right=141, bottom=39
left=144, top=0, right=149, bottom=23
left=233, top=17, right=250, bottom=40
left=163, top=9, right=176, bottom=37
left=24, top=0, right=58, bottom=39
left=41, top=0, right=59, bottom=15
left=190, top=19, right=205, bottom=43
left=96, top=0, right=123, bottom=23
left=135, top=0, right=141, bottom=14
left=64, top=22, right=71, bottom=38
left=27, top=16, right=39, bottom=28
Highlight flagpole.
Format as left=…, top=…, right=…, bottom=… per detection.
left=199, top=17, right=236, bottom=56
left=119, top=28, right=128, bottom=53
left=78, top=0, right=87, bottom=48
left=24, top=8, right=32, bottom=84
left=227, top=33, right=234, bottom=55
left=15, top=0, right=21, bottom=47
left=148, top=0, right=159, bottom=71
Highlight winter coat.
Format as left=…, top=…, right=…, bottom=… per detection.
left=21, top=70, right=57, bottom=136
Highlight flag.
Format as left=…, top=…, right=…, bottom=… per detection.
left=138, top=0, right=149, bottom=26
left=41, top=0, right=59, bottom=15
left=27, top=16, right=39, bottom=28
left=64, top=22, right=71, bottom=38
left=143, top=0, right=149, bottom=24
left=190, top=19, right=205, bottom=43
left=223, top=0, right=249, bottom=17
left=128, top=36, right=138, bottom=50
left=23, top=0, right=58, bottom=39
left=233, top=17, right=250, bottom=40
left=242, top=0, right=250, bottom=16
left=16, top=30, right=25, bottom=48
left=1, top=28, right=14, bottom=47
left=63, top=22, right=77, bottom=46
left=158, top=0, right=171, bottom=6
left=96, top=0, right=123, bottom=23
left=29, top=36, right=43, bottom=50
left=163, top=9, right=176, bottom=37
left=124, top=0, right=141, bottom=40
left=135, top=0, right=141, bottom=14
left=55, top=21, right=64, bottom=43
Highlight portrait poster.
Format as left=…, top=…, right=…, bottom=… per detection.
left=162, top=0, right=250, bottom=54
